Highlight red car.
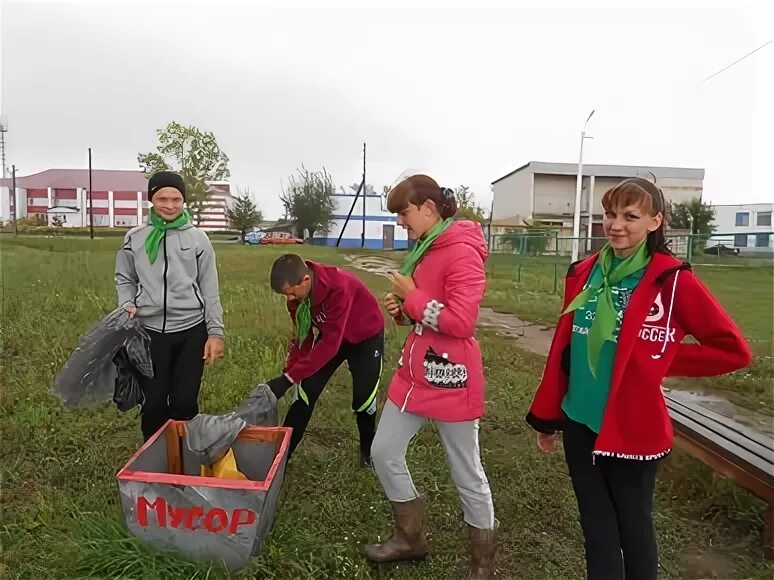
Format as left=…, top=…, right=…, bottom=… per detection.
left=259, top=231, right=304, bottom=245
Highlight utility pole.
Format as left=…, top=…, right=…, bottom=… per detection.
left=571, top=109, right=595, bottom=262
left=361, top=142, right=366, bottom=248
left=88, top=147, right=94, bottom=239
left=0, top=122, right=7, bottom=180
left=12, top=164, right=17, bottom=236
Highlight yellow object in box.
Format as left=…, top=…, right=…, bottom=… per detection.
left=200, top=447, right=247, bottom=480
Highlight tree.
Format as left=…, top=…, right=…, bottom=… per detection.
left=226, top=189, right=263, bottom=243
left=502, top=220, right=553, bottom=255
left=138, top=121, right=230, bottom=226
left=453, top=185, right=487, bottom=223
left=280, top=166, right=336, bottom=239
left=668, top=198, right=716, bottom=235
left=668, top=198, right=716, bottom=252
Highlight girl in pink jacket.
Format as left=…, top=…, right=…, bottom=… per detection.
left=364, top=174, right=496, bottom=579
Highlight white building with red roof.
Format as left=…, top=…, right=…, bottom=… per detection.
left=0, top=169, right=233, bottom=231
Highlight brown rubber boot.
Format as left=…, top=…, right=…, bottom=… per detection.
left=363, top=496, right=428, bottom=564
left=467, top=521, right=497, bottom=579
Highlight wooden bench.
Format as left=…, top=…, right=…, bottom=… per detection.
left=664, top=389, right=774, bottom=559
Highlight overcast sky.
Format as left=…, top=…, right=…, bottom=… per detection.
left=1, top=0, right=771, bottom=218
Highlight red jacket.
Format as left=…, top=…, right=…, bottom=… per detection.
left=388, top=220, right=488, bottom=422
left=527, top=251, right=751, bottom=460
left=283, top=262, right=384, bottom=383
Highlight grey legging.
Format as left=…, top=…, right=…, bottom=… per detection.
left=371, top=399, right=495, bottom=530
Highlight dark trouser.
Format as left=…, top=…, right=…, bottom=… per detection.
left=279, top=330, right=384, bottom=459
left=563, top=419, right=661, bottom=580
left=138, top=322, right=208, bottom=440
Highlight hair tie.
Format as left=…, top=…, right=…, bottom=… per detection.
left=441, top=187, right=454, bottom=200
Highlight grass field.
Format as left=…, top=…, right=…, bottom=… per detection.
left=1, top=237, right=772, bottom=579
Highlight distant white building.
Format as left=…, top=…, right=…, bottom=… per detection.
left=708, top=203, right=773, bottom=253
left=310, top=186, right=409, bottom=250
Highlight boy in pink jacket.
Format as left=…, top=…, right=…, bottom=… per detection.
left=364, top=174, right=496, bottom=580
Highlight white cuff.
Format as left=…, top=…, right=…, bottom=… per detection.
left=422, top=299, right=444, bottom=331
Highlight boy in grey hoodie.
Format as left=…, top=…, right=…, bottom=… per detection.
left=115, top=171, right=225, bottom=440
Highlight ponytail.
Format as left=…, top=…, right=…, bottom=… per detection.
left=438, top=187, right=458, bottom=219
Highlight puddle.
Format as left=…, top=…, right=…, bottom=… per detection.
left=662, top=383, right=774, bottom=438
left=344, top=255, right=396, bottom=277
left=476, top=308, right=555, bottom=356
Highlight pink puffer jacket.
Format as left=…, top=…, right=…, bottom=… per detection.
left=387, top=220, right=488, bottom=422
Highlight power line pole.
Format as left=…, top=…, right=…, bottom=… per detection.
left=12, top=164, right=17, bottom=236
left=572, top=109, right=595, bottom=263
left=88, top=147, right=94, bottom=239
left=361, top=142, right=366, bottom=248
left=336, top=180, right=363, bottom=248
left=0, top=123, right=7, bottom=180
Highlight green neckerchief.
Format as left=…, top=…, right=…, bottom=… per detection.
left=399, top=218, right=453, bottom=276
left=145, top=207, right=190, bottom=264
left=295, top=297, right=312, bottom=344
left=563, top=240, right=651, bottom=377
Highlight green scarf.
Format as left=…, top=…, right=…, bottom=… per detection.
left=399, top=218, right=453, bottom=276
left=145, top=207, right=190, bottom=264
left=295, top=298, right=312, bottom=344
left=563, top=240, right=651, bottom=376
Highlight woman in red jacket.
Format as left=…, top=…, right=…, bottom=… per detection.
left=527, top=177, right=751, bottom=580
left=364, top=174, right=496, bottom=579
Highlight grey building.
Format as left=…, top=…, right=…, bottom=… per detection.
left=490, top=162, right=705, bottom=248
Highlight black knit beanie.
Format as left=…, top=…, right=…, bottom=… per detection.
left=148, top=171, right=186, bottom=201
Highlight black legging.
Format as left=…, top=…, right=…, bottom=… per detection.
left=138, top=322, right=208, bottom=440
left=278, top=330, right=384, bottom=459
left=563, top=419, right=661, bottom=580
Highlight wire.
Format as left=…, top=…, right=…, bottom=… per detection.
left=702, top=40, right=772, bottom=82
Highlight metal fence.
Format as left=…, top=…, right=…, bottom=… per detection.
left=486, top=230, right=773, bottom=295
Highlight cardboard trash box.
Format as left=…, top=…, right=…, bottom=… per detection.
left=116, top=420, right=292, bottom=570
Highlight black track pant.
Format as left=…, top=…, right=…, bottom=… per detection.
left=138, top=322, right=208, bottom=440
left=563, top=419, right=661, bottom=580
left=279, top=330, right=384, bottom=458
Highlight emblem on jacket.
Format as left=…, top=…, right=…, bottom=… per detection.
left=313, top=310, right=327, bottom=325
left=645, top=292, right=664, bottom=323
left=639, top=292, right=676, bottom=344
left=423, top=347, right=467, bottom=388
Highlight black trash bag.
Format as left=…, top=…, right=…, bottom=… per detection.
left=112, top=348, right=146, bottom=412
left=52, top=307, right=153, bottom=408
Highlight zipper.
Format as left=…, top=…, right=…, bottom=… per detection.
left=162, top=231, right=169, bottom=333
left=400, top=333, right=418, bottom=412
left=193, top=284, right=205, bottom=309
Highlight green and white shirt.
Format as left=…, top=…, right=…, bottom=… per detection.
left=562, top=257, right=644, bottom=433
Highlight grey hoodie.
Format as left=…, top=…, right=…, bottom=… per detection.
left=115, top=221, right=224, bottom=337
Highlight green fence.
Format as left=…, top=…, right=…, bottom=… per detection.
left=487, top=231, right=774, bottom=296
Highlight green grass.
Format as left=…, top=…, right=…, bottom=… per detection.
left=484, top=252, right=774, bottom=413
left=1, top=238, right=772, bottom=579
